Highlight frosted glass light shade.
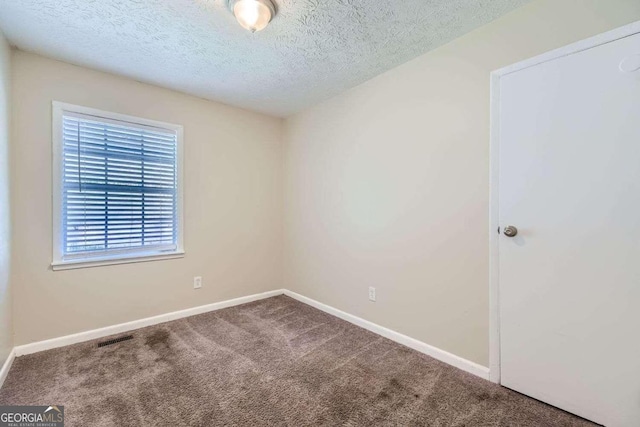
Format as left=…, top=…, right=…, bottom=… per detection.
left=231, top=0, right=275, bottom=33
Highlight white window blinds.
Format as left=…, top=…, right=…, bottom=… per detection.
left=61, top=111, right=178, bottom=259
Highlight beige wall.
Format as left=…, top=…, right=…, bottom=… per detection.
left=11, top=51, right=284, bottom=345
left=283, top=0, right=640, bottom=366
left=0, top=32, right=12, bottom=363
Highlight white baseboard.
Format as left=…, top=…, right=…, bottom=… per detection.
left=13, top=289, right=285, bottom=357
left=284, top=290, right=490, bottom=380
left=0, top=348, right=16, bottom=389
left=8, top=288, right=489, bottom=383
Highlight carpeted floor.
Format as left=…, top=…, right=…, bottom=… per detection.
left=0, top=295, right=595, bottom=426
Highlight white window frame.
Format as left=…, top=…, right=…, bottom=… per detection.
left=51, top=101, right=185, bottom=270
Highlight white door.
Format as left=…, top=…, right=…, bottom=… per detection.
left=498, top=30, right=640, bottom=426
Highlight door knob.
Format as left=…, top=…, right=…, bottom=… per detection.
left=503, top=226, right=518, bottom=237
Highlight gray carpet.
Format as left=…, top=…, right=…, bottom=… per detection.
left=0, top=295, right=595, bottom=426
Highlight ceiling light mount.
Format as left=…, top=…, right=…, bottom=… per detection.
left=229, top=0, right=276, bottom=33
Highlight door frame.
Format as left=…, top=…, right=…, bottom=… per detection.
left=488, top=20, right=640, bottom=384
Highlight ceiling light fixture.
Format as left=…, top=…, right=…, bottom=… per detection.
left=229, top=0, right=276, bottom=33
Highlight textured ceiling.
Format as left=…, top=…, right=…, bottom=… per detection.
left=0, top=0, right=530, bottom=117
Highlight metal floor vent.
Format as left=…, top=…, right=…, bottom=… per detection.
left=97, top=335, right=134, bottom=348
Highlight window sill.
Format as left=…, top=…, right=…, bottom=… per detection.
left=51, top=251, right=185, bottom=271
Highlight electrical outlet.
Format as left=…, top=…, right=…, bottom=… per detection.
left=368, top=286, right=376, bottom=302
left=193, top=276, right=202, bottom=289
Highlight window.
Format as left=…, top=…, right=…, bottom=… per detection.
left=52, top=102, right=184, bottom=270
